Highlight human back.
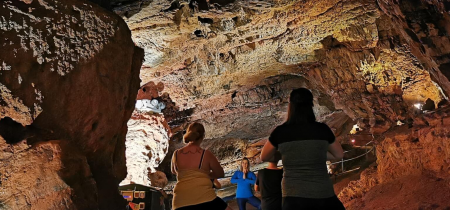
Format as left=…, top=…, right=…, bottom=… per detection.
left=271, top=122, right=335, bottom=198
left=171, top=122, right=227, bottom=210
left=260, top=88, right=345, bottom=210
left=255, top=151, right=283, bottom=210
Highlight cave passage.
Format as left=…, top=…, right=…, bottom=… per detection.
left=2, top=0, right=450, bottom=210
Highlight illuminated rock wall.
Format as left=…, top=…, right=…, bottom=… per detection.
left=0, top=0, right=143, bottom=209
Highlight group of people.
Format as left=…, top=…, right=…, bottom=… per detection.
left=171, top=88, right=346, bottom=210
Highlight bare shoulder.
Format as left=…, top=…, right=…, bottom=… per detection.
left=204, top=149, right=218, bottom=160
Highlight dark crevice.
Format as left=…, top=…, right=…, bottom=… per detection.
left=231, top=91, right=237, bottom=99
left=0, top=117, right=34, bottom=144
left=422, top=98, right=435, bottom=111
left=198, top=16, right=214, bottom=24
left=209, top=0, right=235, bottom=6
left=444, top=2, right=450, bottom=12
left=194, top=30, right=204, bottom=37
left=163, top=0, right=181, bottom=12
left=404, top=28, right=420, bottom=43
left=439, top=63, right=450, bottom=80
left=92, top=121, right=99, bottom=131
left=189, top=0, right=209, bottom=11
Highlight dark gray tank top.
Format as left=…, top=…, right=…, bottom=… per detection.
left=269, top=122, right=336, bottom=198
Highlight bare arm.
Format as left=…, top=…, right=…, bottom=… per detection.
left=327, top=141, right=344, bottom=161
left=213, top=179, right=222, bottom=189
left=171, top=151, right=177, bottom=175
left=207, top=150, right=225, bottom=179
left=254, top=174, right=260, bottom=191
left=260, top=141, right=277, bottom=162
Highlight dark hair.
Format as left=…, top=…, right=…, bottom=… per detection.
left=286, top=88, right=316, bottom=124
left=183, top=122, right=205, bottom=143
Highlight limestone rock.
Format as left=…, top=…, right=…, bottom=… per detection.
left=121, top=112, right=171, bottom=186
left=0, top=0, right=143, bottom=209
left=0, top=139, right=96, bottom=210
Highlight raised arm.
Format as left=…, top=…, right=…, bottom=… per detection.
left=230, top=171, right=242, bottom=184
left=207, top=150, right=225, bottom=179
left=261, top=140, right=277, bottom=162
left=327, top=141, right=344, bottom=161
left=244, top=172, right=257, bottom=184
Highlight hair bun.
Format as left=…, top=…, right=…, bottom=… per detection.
left=183, top=122, right=205, bottom=143
left=183, top=131, right=200, bottom=143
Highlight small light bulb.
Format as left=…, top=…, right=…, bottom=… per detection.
left=414, top=103, right=422, bottom=110
left=351, top=139, right=356, bottom=143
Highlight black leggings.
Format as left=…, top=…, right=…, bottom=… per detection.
left=282, top=196, right=345, bottom=210
left=175, top=197, right=227, bottom=210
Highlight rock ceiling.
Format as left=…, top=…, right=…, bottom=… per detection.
left=114, top=0, right=450, bottom=141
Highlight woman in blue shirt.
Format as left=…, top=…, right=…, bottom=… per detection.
left=231, top=158, right=261, bottom=210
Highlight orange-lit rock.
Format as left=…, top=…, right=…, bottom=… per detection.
left=0, top=0, right=143, bottom=209
left=339, top=106, right=450, bottom=209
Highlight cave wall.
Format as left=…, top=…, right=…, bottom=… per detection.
left=0, top=0, right=143, bottom=209
left=117, top=0, right=448, bottom=140
left=106, top=2, right=450, bottom=208
left=339, top=106, right=450, bottom=209
left=109, top=0, right=449, bottom=179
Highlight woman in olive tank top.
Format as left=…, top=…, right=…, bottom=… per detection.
left=171, top=122, right=228, bottom=210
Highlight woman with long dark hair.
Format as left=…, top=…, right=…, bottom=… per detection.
left=260, top=88, right=345, bottom=210
left=171, top=122, right=229, bottom=210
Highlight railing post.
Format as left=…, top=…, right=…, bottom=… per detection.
left=341, top=158, right=344, bottom=173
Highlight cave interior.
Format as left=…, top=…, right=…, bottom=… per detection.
left=1, top=0, right=450, bottom=209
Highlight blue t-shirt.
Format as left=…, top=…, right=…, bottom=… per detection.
left=230, top=171, right=257, bottom=198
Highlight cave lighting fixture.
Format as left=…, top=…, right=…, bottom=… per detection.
left=349, top=124, right=362, bottom=134
left=351, top=139, right=356, bottom=143
left=135, top=99, right=166, bottom=113
left=414, top=103, right=423, bottom=110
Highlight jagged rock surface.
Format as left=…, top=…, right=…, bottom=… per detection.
left=114, top=0, right=449, bottom=177
left=117, top=0, right=448, bottom=140
left=121, top=112, right=171, bottom=186
left=0, top=0, right=143, bottom=209
left=338, top=106, right=450, bottom=209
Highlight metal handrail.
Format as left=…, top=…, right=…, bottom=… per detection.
left=330, top=141, right=375, bottom=174
left=331, top=141, right=375, bottom=165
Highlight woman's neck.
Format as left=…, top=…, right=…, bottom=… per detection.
left=187, top=141, right=201, bottom=147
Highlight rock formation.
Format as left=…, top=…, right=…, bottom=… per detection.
left=2, top=0, right=450, bottom=209
left=111, top=0, right=450, bottom=209
left=0, top=0, right=143, bottom=209
left=121, top=112, right=171, bottom=186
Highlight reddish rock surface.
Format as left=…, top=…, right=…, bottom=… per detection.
left=0, top=0, right=143, bottom=209
left=2, top=0, right=450, bottom=209
left=116, top=0, right=450, bottom=208
left=339, top=106, right=450, bottom=208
